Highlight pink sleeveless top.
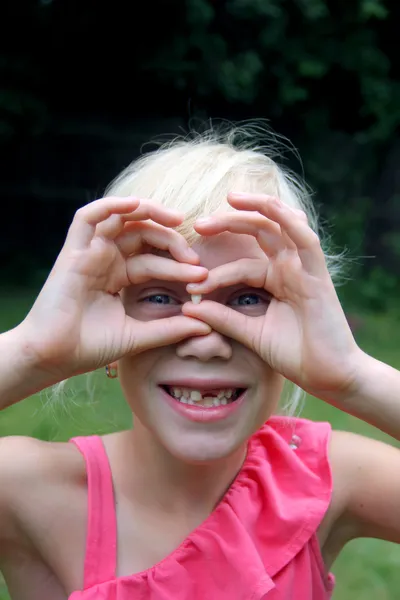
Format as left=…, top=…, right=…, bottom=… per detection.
left=68, top=417, right=335, bottom=599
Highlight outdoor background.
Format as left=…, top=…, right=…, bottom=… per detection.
left=1, top=0, right=400, bottom=598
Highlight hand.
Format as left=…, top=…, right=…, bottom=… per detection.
left=19, top=196, right=210, bottom=381
left=184, top=192, right=361, bottom=401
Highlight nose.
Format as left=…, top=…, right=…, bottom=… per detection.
left=176, top=331, right=232, bottom=362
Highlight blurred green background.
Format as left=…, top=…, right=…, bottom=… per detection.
left=0, top=291, right=399, bottom=600
left=1, top=0, right=400, bottom=598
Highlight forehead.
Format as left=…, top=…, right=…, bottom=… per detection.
left=154, top=232, right=264, bottom=270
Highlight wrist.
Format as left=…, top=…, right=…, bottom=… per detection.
left=337, top=348, right=375, bottom=407
left=328, top=349, right=400, bottom=440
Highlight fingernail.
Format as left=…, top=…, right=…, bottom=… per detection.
left=187, top=283, right=199, bottom=290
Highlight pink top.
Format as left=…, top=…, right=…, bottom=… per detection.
left=68, top=417, right=335, bottom=599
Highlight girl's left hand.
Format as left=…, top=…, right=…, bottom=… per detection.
left=184, top=192, right=363, bottom=402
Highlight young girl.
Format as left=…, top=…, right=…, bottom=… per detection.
left=0, top=126, right=399, bottom=600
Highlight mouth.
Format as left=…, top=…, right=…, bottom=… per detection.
left=161, top=385, right=246, bottom=408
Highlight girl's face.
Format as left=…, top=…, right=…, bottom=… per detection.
left=119, top=232, right=284, bottom=463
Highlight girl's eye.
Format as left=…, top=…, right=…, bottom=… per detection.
left=142, top=294, right=179, bottom=306
left=230, top=293, right=263, bottom=306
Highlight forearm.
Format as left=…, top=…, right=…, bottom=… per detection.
left=0, top=326, right=58, bottom=410
left=334, top=351, right=400, bottom=441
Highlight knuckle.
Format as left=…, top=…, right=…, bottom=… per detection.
left=295, top=208, right=308, bottom=222
left=308, top=230, right=321, bottom=247
left=74, top=205, right=89, bottom=221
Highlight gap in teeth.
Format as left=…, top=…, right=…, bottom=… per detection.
left=166, top=386, right=239, bottom=406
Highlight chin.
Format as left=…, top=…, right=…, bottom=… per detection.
left=156, top=425, right=252, bottom=464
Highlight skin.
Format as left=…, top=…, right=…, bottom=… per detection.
left=0, top=193, right=399, bottom=599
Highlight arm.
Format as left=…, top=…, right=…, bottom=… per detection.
left=330, top=351, right=400, bottom=442
left=329, top=430, right=400, bottom=546
left=326, top=355, right=400, bottom=546
left=0, top=327, right=59, bottom=410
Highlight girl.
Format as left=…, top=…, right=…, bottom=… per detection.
left=0, top=126, right=399, bottom=600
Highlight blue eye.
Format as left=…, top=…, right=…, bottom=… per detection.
left=231, top=293, right=262, bottom=306
left=144, top=294, right=177, bottom=305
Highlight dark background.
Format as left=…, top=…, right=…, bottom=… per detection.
left=1, top=0, right=399, bottom=311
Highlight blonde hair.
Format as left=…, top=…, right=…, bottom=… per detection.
left=55, top=122, right=341, bottom=416
left=106, top=123, right=318, bottom=245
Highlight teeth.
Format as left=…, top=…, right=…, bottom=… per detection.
left=167, top=386, right=239, bottom=407
left=191, top=294, right=202, bottom=304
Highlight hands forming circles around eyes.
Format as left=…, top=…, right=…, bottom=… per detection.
left=22, top=191, right=359, bottom=399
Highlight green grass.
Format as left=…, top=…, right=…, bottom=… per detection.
left=1, top=288, right=400, bottom=599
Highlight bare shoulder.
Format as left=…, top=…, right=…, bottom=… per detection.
left=321, top=429, right=400, bottom=562
left=0, top=435, right=84, bottom=486
left=0, top=435, right=85, bottom=554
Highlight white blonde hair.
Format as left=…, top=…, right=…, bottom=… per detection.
left=55, top=122, right=341, bottom=416
left=106, top=123, right=319, bottom=244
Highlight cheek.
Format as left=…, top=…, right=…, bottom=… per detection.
left=118, top=352, right=157, bottom=398
left=255, top=368, right=284, bottom=411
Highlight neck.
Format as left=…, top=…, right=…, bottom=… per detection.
left=116, top=423, right=247, bottom=517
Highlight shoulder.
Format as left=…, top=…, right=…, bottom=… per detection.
left=0, top=435, right=85, bottom=485
left=0, top=436, right=85, bottom=553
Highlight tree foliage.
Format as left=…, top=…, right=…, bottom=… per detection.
left=1, top=0, right=399, bottom=309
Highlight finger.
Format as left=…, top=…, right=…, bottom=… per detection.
left=130, top=315, right=212, bottom=353
left=115, top=221, right=200, bottom=264
left=228, top=193, right=300, bottom=251
left=121, top=200, right=184, bottom=227
left=65, top=196, right=140, bottom=250
left=95, top=213, right=132, bottom=240
left=194, top=212, right=285, bottom=255
left=126, top=254, right=208, bottom=284
left=182, top=300, right=259, bottom=350
left=95, top=200, right=184, bottom=240
left=186, top=258, right=268, bottom=294
left=228, top=193, right=326, bottom=276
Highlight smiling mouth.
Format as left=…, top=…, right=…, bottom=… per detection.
left=161, top=385, right=245, bottom=407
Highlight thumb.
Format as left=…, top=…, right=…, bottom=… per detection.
left=129, top=315, right=212, bottom=353
left=182, top=301, right=260, bottom=351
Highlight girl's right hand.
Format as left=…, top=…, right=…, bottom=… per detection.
left=18, top=196, right=210, bottom=382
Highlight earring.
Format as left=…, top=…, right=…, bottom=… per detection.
left=105, top=364, right=118, bottom=379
